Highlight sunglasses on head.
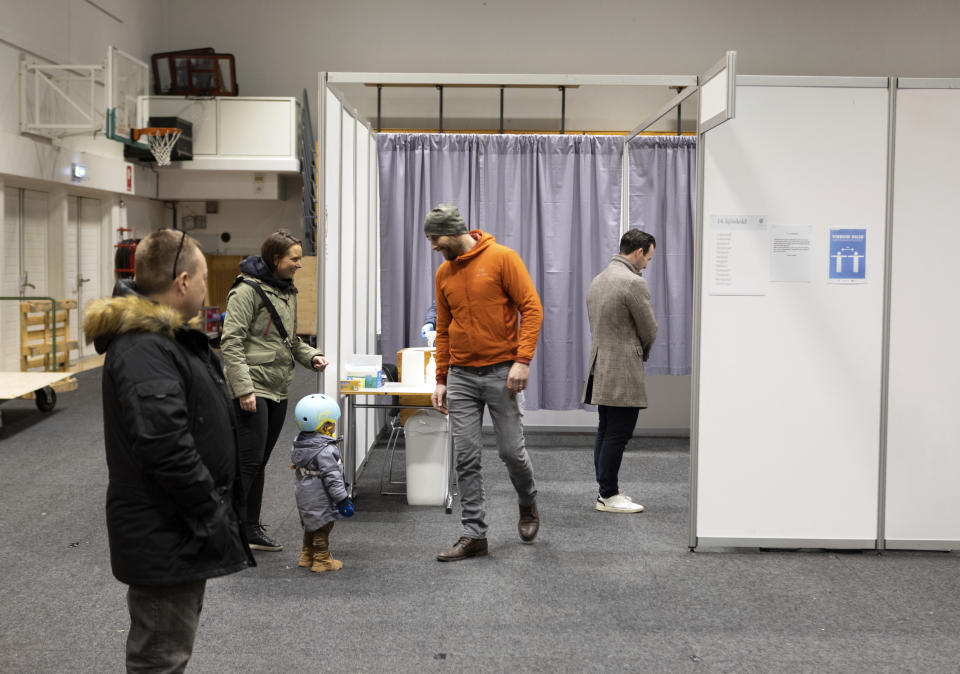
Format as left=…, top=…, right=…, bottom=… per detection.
left=172, top=229, right=186, bottom=280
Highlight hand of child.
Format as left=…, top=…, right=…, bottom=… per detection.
left=421, top=322, right=435, bottom=339
left=337, top=497, right=354, bottom=517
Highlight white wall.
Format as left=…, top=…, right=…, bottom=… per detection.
left=168, top=0, right=960, bottom=131
left=0, top=0, right=167, bottom=68
left=7, top=1, right=958, bottom=429
left=0, top=0, right=167, bottom=154
left=176, top=177, right=302, bottom=257
left=521, top=375, right=690, bottom=434
left=167, top=0, right=960, bottom=433
left=0, top=1, right=168, bottom=362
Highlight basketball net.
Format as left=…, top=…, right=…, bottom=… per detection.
left=134, top=128, right=182, bottom=166
left=144, top=129, right=182, bottom=166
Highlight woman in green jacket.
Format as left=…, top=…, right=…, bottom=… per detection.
left=221, top=230, right=328, bottom=551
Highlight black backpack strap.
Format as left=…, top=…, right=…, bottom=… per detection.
left=239, top=279, right=289, bottom=341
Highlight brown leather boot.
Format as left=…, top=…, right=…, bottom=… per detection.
left=311, top=522, right=343, bottom=573
left=518, top=501, right=540, bottom=542
left=298, top=529, right=313, bottom=568
left=436, top=536, right=488, bottom=562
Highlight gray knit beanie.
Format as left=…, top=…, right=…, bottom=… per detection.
left=423, top=204, right=468, bottom=236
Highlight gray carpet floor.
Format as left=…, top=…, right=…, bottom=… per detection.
left=1, top=366, right=959, bottom=673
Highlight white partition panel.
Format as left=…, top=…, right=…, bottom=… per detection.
left=369, top=133, right=383, bottom=439
left=322, top=89, right=342, bottom=402
left=339, top=109, right=364, bottom=471
left=355, top=127, right=377, bottom=445
left=321, top=82, right=384, bottom=479
left=885, top=84, right=960, bottom=549
left=694, top=83, right=889, bottom=547
left=355, top=129, right=369, bottom=356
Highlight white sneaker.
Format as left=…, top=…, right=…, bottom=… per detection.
left=595, top=493, right=644, bottom=513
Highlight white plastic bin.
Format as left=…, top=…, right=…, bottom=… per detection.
left=403, top=410, right=449, bottom=506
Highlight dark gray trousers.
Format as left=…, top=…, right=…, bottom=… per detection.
left=126, top=580, right=206, bottom=673
left=446, top=363, right=537, bottom=539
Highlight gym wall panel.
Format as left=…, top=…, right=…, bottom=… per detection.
left=0, top=0, right=69, bottom=64
left=22, top=190, right=50, bottom=300
left=64, top=197, right=80, bottom=362
left=694, top=84, right=889, bottom=546
left=1, top=185, right=21, bottom=371
left=884, top=86, right=960, bottom=548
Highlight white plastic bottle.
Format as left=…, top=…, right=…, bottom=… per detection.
left=424, top=354, right=437, bottom=384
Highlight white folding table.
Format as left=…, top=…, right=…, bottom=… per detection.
left=340, top=382, right=455, bottom=512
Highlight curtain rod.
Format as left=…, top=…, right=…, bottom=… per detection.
left=373, top=129, right=698, bottom=136
left=363, top=83, right=581, bottom=89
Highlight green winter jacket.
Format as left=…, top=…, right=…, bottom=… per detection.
left=220, top=273, right=322, bottom=401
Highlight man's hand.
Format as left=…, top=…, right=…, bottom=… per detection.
left=238, top=393, right=257, bottom=413
left=431, top=384, right=448, bottom=414
left=506, top=362, right=530, bottom=396
left=312, top=355, right=329, bottom=371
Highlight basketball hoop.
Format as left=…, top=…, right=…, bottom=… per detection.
left=132, top=127, right=182, bottom=166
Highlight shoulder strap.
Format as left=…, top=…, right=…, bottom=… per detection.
left=239, top=279, right=289, bottom=341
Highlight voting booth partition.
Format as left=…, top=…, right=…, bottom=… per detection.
left=318, top=77, right=380, bottom=475
left=316, top=68, right=707, bottom=475
left=316, top=65, right=960, bottom=545
left=690, top=76, right=960, bottom=551
left=884, top=80, right=960, bottom=550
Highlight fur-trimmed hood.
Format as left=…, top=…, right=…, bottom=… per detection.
left=84, top=281, right=201, bottom=354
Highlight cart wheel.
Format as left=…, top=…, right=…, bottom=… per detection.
left=35, top=387, right=56, bottom=412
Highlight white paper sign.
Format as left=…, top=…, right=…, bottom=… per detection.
left=770, top=225, right=812, bottom=283
left=708, top=215, right=768, bottom=296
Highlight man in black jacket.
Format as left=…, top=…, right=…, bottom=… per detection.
left=84, top=229, right=255, bottom=672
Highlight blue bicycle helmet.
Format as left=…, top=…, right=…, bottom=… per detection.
left=294, top=393, right=341, bottom=435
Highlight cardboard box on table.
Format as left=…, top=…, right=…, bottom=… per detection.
left=396, top=347, right=435, bottom=424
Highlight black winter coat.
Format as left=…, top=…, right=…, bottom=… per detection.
left=84, top=284, right=255, bottom=586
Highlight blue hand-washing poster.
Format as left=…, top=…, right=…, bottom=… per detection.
left=828, top=228, right=867, bottom=284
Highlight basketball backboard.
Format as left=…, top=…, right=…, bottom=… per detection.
left=19, top=45, right=149, bottom=142
left=19, top=60, right=101, bottom=137
left=106, top=46, right=149, bottom=140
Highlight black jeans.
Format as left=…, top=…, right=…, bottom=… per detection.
left=593, top=405, right=641, bottom=499
left=236, top=396, right=288, bottom=525
left=126, top=580, right=206, bottom=673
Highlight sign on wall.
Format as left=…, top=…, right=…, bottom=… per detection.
left=828, top=228, right=867, bottom=284
left=708, top=214, right=768, bottom=295
left=770, top=225, right=812, bottom=283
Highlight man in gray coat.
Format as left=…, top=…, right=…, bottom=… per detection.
left=581, top=229, right=658, bottom=513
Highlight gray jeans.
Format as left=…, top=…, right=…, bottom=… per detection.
left=126, top=580, right=206, bottom=673
left=446, top=362, right=537, bottom=539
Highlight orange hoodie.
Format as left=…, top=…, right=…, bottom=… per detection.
left=434, top=231, right=543, bottom=384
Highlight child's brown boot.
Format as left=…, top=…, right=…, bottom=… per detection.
left=298, top=529, right=313, bottom=567
left=311, top=522, right=342, bottom=572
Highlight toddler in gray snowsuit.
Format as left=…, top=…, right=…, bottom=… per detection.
left=291, top=394, right=354, bottom=572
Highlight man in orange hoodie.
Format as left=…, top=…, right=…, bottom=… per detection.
left=426, top=204, right=544, bottom=562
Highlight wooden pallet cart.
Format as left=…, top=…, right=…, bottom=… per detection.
left=0, top=299, right=80, bottom=417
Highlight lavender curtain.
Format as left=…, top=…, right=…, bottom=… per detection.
left=627, top=135, right=696, bottom=375
left=378, top=133, right=624, bottom=410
